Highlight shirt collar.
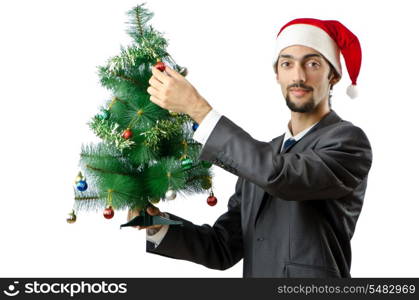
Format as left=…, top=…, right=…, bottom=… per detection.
left=284, top=120, right=319, bottom=142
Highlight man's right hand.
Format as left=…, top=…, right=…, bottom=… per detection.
left=127, top=205, right=164, bottom=231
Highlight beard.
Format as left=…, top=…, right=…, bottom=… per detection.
left=285, top=93, right=316, bottom=113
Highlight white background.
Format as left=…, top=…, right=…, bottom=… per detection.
left=0, top=0, right=418, bottom=277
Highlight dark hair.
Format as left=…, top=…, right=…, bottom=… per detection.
left=326, top=60, right=340, bottom=108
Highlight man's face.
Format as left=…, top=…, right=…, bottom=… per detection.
left=276, top=45, right=334, bottom=113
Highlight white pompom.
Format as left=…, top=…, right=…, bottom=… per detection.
left=346, top=84, right=358, bottom=99
left=165, top=189, right=177, bottom=200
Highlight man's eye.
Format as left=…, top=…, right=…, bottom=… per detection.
left=307, top=61, right=320, bottom=68
left=280, top=61, right=290, bottom=67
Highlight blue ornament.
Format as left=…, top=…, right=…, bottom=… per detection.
left=76, top=180, right=88, bottom=191
left=192, top=122, right=199, bottom=131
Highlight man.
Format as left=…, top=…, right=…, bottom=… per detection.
left=130, top=18, right=373, bottom=278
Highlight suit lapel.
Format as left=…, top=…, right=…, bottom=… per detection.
left=253, top=110, right=342, bottom=227
left=305, top=109, right=342, bottom=135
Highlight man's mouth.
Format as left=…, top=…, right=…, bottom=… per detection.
left=289, top=88, right=311, bottom=97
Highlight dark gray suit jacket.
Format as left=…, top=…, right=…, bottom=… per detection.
left=146, top=110, right=373, bottom=278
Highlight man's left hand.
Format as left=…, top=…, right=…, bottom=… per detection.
left=147, top=65, right=212, bottom=124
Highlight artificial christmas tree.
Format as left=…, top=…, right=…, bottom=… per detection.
left=70, top=4, right=215, bottom=228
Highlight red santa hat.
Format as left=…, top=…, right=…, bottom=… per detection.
left=273, top=18, right=362, bottom=99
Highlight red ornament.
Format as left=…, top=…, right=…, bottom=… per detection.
left=122, top=128, right=133, bottom=139
left=155, top=61, right=166, bottom=72
left=103, top=205, right=114, bottom=219
left=207, top=192, right=217, bottom=206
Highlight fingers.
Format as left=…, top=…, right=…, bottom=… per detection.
left=147, top=77, right=164, bottom=106
left=127, top=209, right=140, bottom=221
left=151, top=66, right=170, bottom=84
left=147, top=86, right=166, bottom=108
left=149, top=95, right=165, bottom=108
left=164, top=65, right=182, bottom=79
left=137, top=224, right=162, bottom=230
left=127, top=205, right=163, bottom=230
left=148, top=76, right=164, bottom=89
left=147, top=205, right=161, bottom=216
left=151, top=64, right=182, bottom=83
left=146, top=85, right=159, bottom=97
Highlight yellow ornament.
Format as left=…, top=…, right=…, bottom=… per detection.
left=201, top=176, right=212, bottom=190
left=150, top=198, right=161, bottom=204
left=66, top=210, right=77, bottom=224
left=74, top=171, right=83, bottom=184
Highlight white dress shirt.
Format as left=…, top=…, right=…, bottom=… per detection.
left=146, top=109, right=319, bottom=247
left=145, top=212, right=170, bottom=246
left=281, top=118, right=318, bottom=151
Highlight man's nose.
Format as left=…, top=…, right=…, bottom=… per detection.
left=291, top=64, right=306, bottom=83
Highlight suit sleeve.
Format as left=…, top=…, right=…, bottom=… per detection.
left=198, top=116, right=373, bottom=201
left=146, top=177, right=244, bottom=270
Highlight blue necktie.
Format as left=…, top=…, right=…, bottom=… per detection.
left=283, top=138, right=297, bottom=151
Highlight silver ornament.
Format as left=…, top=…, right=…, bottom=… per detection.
left=174, top=64, right=188, bottom=76
left=179, top=67, right=188, bottom=77
left=165, top=189, right=177, bottom=200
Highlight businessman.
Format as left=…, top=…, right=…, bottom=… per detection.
left=130, top=18, right=373, bottom=278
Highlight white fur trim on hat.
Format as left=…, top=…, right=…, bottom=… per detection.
left=273, top=24, right=342, bottom=76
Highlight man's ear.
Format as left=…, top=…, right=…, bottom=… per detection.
left=329, top=75, right=340, bottom=86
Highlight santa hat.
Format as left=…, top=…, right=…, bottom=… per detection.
left=273, top=18, right=361, bottom=99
